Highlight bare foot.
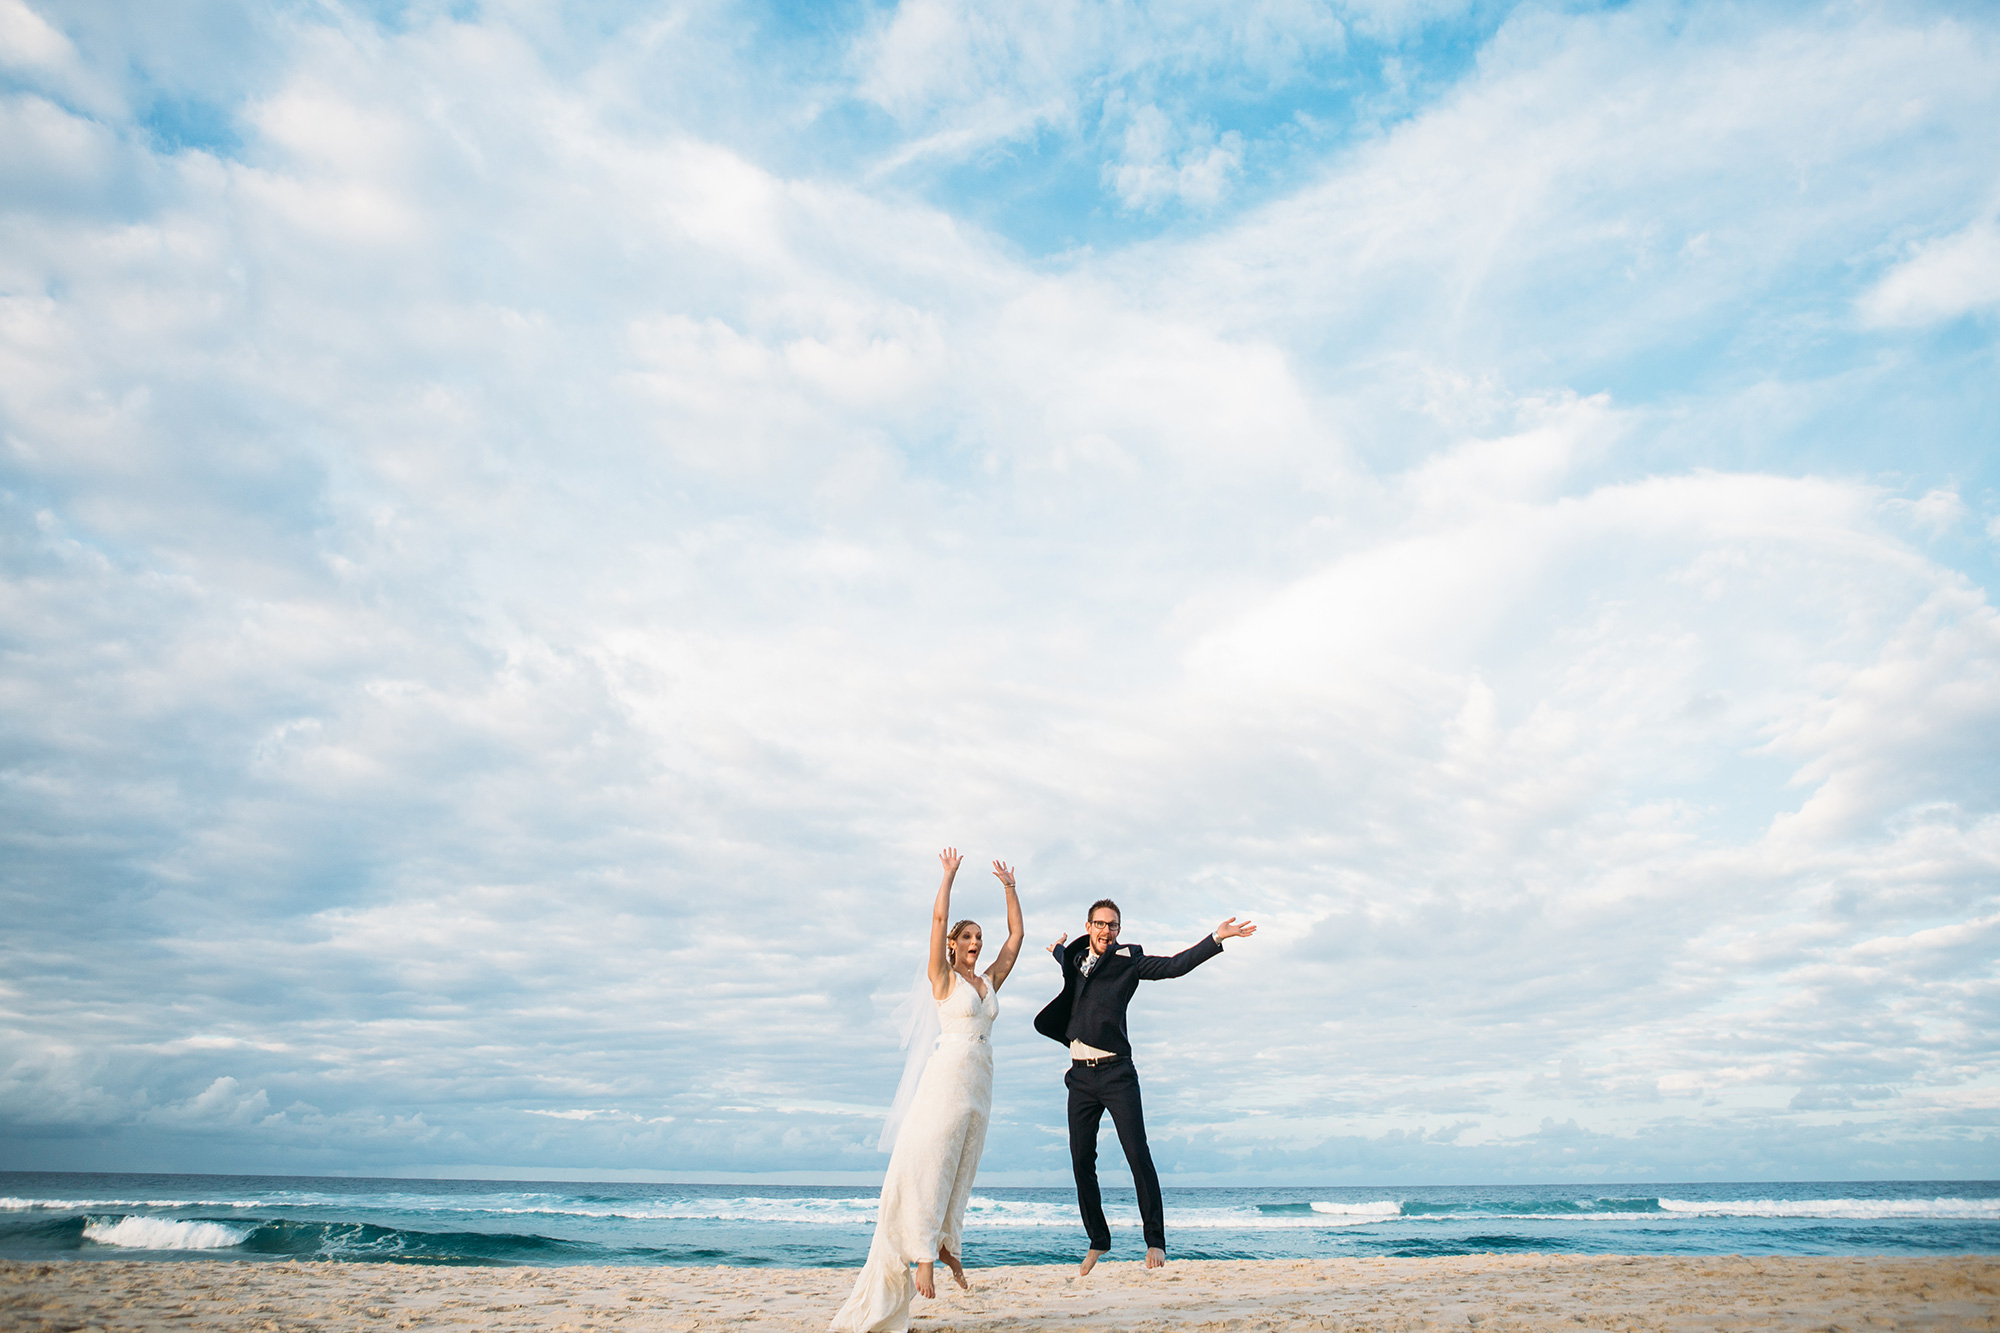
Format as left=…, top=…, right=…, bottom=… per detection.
left=1079, top=1248, right=1105, bottom=1276
left=1146, top=1247, right=1165, bottom=1269
left=915, top=1260, right=936, bottom=1299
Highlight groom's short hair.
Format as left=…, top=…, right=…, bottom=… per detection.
left=1088, top=898, right=1121, bottom=923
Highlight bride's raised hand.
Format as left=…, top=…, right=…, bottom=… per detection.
left=991, top=861, right=1015, bottom=890
left=938, top=847, right=962, bottom=877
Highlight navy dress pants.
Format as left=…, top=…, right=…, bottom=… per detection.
left=1065, top=1058, right=1165, bottom=1252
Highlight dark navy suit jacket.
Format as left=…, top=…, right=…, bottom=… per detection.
left=1033, top=933, right=1223, bottom=1056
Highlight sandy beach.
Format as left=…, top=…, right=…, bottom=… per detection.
left=4, top=1254, right=1995, bottom=1332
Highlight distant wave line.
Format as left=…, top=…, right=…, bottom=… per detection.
left=1658, top=1197, right=2000, bottom=1220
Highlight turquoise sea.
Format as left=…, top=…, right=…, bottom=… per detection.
left=3, top=1173, right=1995, bottom=1267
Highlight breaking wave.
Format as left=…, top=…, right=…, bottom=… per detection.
left=82, top=1217, right=252, bottom=1250
left=65, top=1214, right=595, bottom=1265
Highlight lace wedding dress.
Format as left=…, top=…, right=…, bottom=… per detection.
left=829, top=972, right=997, bottom=1332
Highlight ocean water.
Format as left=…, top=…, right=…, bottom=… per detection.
left=2, top=1173, right=1995, bottom=1268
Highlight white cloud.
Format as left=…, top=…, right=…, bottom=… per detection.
left=849, top=0, right=1343, bottom=203
left=1886, top=486, right=1967, bottom=535
left=1104, top=102, right=1245, bottom=211
left=859, top=0, right=1056, bottom=116
left=145, top=1076, right=274, bottom=1129
left=1861, top=219, right=2000, bottom=327
left=0, top=0, right=74, bottom=69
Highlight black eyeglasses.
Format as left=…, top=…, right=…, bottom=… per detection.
left=1088, top=919, right=1120, bottom=930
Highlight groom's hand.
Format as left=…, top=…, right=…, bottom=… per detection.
left=1214, top=917, right=1257, bottom=941
left=1046, top=933, right=1067, bottom=955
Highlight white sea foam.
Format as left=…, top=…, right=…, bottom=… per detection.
left=495, top=1195, right=885, bottom=1224
left=587, top=1193, right=1997, bottom=1229
left=1311, top=1201, right=1403, bottom=1219
left=1659, top=1197, right=2000, bottom=1221
left=82, top=1216, right=252, bottom=1250
left=477, top=1194, right=1407, bottom=1230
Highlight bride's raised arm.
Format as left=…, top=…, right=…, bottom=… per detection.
left=984, top=861, right=1027, bottom=990
left=928, top=847, right=962, bottom=1001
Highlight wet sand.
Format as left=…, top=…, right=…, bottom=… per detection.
left=4, top=1253, right=1996, bottom=1331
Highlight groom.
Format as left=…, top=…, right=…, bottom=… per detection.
left=1035, top=899, right=1256, bottom=1273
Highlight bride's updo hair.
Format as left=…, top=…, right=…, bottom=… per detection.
left=946, top=919, right=980, bottom=964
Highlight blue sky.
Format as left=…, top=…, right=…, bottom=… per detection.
left=2, top=0, right=1998, bottom=1185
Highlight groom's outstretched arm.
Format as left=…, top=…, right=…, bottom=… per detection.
left=1135, top=935, right=1221, bottom=979
left=1135, top=916, right=1256, bottom=980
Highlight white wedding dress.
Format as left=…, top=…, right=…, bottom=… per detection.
left=830, top=972, right=997, bottom=1332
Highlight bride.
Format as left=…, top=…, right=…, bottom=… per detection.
left=830, top=848, right=1024, bottom=1332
